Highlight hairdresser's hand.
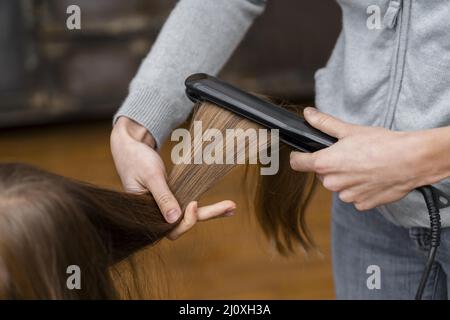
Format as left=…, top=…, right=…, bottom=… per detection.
left=289, top=107, right=440, bottom=211
left=111, top=117, right=236, bottom=238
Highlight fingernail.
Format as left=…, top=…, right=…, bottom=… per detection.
left=290, top=151, right=299, bottom=159
left=224, top=209, right=235, bottom=217
left=166, top=209, right=180, bottom=223
left=304, top=107, right=316, bottom=115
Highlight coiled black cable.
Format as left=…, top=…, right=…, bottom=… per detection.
left=415, top=186, right=442, bottom=300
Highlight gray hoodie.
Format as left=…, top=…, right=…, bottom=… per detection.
left=114, top=0, right=450, bottom=228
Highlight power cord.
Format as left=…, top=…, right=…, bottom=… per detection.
left=415, top=185, right=449, bottom=300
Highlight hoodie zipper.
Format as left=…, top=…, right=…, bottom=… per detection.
left=383, top=0, right=402, bottom=29
left=382, top=0, right=411, bottom=129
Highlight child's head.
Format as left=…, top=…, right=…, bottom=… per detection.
left=0, top=163, right=168, bottom=299
left=0, top=163, right=114, bottom=298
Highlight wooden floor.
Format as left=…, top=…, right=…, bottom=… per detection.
left=0, top=120, right=334, bottom=299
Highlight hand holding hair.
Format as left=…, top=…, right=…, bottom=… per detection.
left=110, top=116, right=236, bottom=239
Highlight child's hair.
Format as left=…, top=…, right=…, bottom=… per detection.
left=0, top=102, right=315, bottom=299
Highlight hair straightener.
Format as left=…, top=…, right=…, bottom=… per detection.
left=184, top=73, right=450, bottom=300
left=185, top=73, right=337, bottom=153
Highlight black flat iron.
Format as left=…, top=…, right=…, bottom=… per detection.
left=184, top=73, right=337, bottom=153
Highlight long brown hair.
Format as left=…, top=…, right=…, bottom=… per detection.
left=0, top=102, right=315, bottom=299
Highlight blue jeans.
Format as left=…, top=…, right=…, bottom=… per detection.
left=332, top=193, right=450, bottom=299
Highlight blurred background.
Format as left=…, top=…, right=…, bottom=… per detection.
left=0, top=0, right=341, bottom=299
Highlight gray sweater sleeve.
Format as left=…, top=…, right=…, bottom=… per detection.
left=113, top=0, right=266, bottom=147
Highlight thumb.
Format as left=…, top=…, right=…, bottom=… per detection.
left=303, top=107, right=354, bottom=139
left=144, top=173, right=182, bottom=224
